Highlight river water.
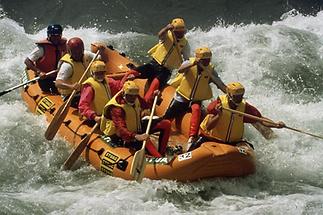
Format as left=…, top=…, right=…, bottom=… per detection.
left=0, top=1, right=323, bottom=214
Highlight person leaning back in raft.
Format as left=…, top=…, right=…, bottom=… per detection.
left=163, top=47, right=227, bottom=152
left=131, top=18, right=190, bottom=102
left=78, top=60, right=137, bottom=125
left=100, top=81, right=171, bottom=158
left=191, top=82, right=285, bottom=149
left=55, top=37, right=108, bottom=108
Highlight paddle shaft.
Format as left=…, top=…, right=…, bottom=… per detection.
left=106, top=73, right=127, bottom=79
left=222, top=107, right=323, bottom=140
left=45, top=50, right=100, bottom=140
left=130, top=95, right=159, bottom=182
left=141, top=95, right=159, bottom=150
left=0, top=70, right=57, bottom=97
left=57, top=49, right=101, bottom=114
left=222, top=106, right=278, bottom=125
left=62, top=123, right=99, bottom=170
left=65, top=50, right=101, bottom=106
left=284, top=125, right=323, bottom=140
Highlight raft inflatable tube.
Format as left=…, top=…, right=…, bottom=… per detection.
left=20, top=44, right=255, bottom=182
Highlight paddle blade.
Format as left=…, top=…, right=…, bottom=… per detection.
left=44, top=102, right=70, bottom=140
left=62, top=135, right=91, bottom=170
left=130, top=148, right=147, bottom=183
left=62, top=123, right=98, bottom=170
left=0, top=90, right=9, bottom=97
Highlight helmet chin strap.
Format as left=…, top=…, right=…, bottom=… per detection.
left=228, top=94, right=241, bottom=106
left=92, top=74, right=104, bottom=82
left=231, top=99, right=240, bottom=106
left=123, top=94, right=135, bottom=106
left=95, top=78, right=104, bottom=82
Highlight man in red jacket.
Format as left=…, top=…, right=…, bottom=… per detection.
left=101, top=81, right=171, bottom=157
left=24, top=24, right=67, bottom=94
left=193, top=82, right=285, bottom=150
left=79, top=60, right=137, bottom=124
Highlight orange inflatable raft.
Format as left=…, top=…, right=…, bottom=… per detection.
left=20, top=44, right=255, bottom=182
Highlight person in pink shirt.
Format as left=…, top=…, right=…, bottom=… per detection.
left=79, top=60, right=138, bottom=124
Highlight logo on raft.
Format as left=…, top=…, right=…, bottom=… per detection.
left=145, top=157, right=169, bottom=164
left=36, top=97, right=55, bottom=115
left=101, top=151, right=120, bottom=175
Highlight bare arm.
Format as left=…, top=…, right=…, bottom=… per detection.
left=55, top=62, right=80, bottom=91
left=55, top=79, right=80, bottom=91
left=158, top=24, right=174, bottom=42
left=24, top=58, right=40, bottom=74
left=90, top=43, right=109, bottom=63
left=177, top=60, right=196, bottom=73
left=24, top=57, right=49, bottom=79
left=24, top=45, right=45, bottom=74
left=97, top=45, right=109, bottom=63
left=210, top=68, right=227, bottom=93
left=260, top=117, right=285, bottom=128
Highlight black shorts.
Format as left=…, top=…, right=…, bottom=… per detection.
left=136, top=59, right=171, bottom=88
left=63, top=93, right=80, bottom=108
left=163, top=99, right=201, bottom=120
left=38, top=77, right=58, bottom=94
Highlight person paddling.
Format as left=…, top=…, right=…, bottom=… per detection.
left=55, top=37, right=108, bottom=108
left=194, top=82, right=285, bottom=149
left=163, top=47, right=227, bottom=152
left=24, top=24, right=67, bottom=94
left=132, top=18, right=190, bottom=102
left=79, top=60, right=136, bottom=124
left=100, top=81, right=171, bottom=157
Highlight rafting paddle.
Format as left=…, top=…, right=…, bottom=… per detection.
left=62, top=123, right=99, bottom=170
left=222, top=107, right=323, bottom=140
left=45, top=50, right=100, bottom=140
left=130, top=95, right=159, bottom=183
left=0, top=70, right=57, bottom=97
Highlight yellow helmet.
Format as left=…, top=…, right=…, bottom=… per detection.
left=226, top=82, right=245, bottom=96
left=90, top=60, right=106, bottom=73
left=123, top=81, right=139, bottom=95
left=195, top=47, right=212, bottom=59
left=171, top=18, right=185, bottom=31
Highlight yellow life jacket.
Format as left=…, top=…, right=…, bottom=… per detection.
left=169, top=72, right=184, bottom=88
left=176, top=58, right=213, bottom=101
left=148, top=30, right=188, bottom=70
left=200, top=95, right=246, bottom=142
left=100, top=91, right=141, bottom=136
left=57, top=53, right=88, bottom=96
left=82, top=77, right=112, bottom=115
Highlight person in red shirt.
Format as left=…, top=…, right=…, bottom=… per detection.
left=101, top=81, right=171, bottom=157
left=193, top=82, right=285, bottom=150
left=79, top=60, right=137, bottom=124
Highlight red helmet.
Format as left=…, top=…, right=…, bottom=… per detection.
left=67, top=37, right=84, bottom=52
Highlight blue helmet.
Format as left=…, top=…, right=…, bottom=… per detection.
left=47, top=24, right=63, bottom=37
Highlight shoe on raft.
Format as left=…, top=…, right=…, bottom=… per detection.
left=166, top=145, right=183, bottom=156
